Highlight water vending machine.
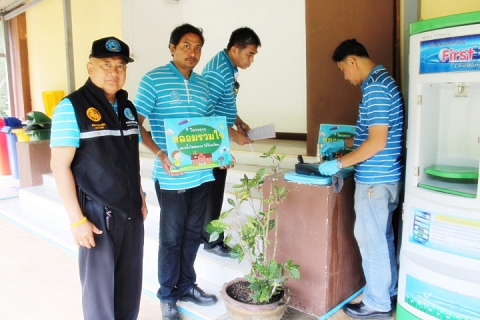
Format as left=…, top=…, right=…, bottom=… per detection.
left=397, top=11, right=480, bottom=320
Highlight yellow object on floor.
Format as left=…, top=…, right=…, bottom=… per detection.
left=42, top=90, right=64, bottom=118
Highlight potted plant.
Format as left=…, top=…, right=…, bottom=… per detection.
left=206, top=146, right=300, bottom=319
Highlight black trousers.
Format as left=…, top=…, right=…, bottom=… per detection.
left=203, top=167, right=227, bottom=248
left=79, top=198, right=144, bottom=320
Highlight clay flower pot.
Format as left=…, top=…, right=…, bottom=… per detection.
left=220, top=277, right=287, bottom=320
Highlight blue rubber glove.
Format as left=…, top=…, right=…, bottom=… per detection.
left=318, top=160, right=340, bottom=176
left=321, top=140, right=345, bottom=157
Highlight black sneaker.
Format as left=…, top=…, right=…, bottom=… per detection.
left=160, top=302, right=180, bottom=320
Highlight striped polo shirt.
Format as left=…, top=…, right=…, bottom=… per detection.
left=50, top=98, right=119, bottom=147
left=134, top=61, right=214, bottom=190
left=354, top=65, right=404, bottom=184
left=202, top=50, right=238, bottom=127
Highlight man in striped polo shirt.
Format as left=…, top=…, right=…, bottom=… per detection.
left=134, top=24, right=220, bottom=320
left=201, top=27, right=261, bottom=257
left=318, top=39, right=404, bottom=319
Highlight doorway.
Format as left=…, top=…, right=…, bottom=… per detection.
left=305, top=0, right=399, bottom=156
left=0, top=17, right=10, bottom=117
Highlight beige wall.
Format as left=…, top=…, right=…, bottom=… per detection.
left=421, top=0, right=480, bottom=20
left=26, top=0, right=122, bottom=113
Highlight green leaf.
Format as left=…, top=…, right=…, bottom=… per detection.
left=256, top=168, right=265, bottom=178
left=207, top=220, right=230, bottom=231
left=267, top=260, right=280, bottom=278
left=256, top=264, right=269, bottom=277
left=219, top=207, right=234, bottom=219
left=231, top=244, right=244, bottom=262
left=268, top=219, right=275, bottom=231
left=265, top=145, right=276, bottom=156
left=289, top=266, right=300, bottom=280
left=285, top=260, right=301, bottom=279
left=224, top=234, right=233, bottom=244
left=204, top=223, right=214, bottom=233
left=227, top=198, right=235, bottom=207
left=208, top=231, right=220, bottom=243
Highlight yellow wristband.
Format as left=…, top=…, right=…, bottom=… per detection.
left=70, top=216, right=87, bottom=228
left=156, top=150, right=163, bottom=158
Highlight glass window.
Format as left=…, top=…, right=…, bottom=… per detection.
left=0, top=18, right=10, bottom=117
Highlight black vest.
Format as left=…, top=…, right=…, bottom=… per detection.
left=68, top=79, right=142, bottom=214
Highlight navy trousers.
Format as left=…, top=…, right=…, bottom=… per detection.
left=155, top=181, right=212, bottom=302
left=203, top=167, right=227, bottom=248
left=79, top=198, right=144, bottom=320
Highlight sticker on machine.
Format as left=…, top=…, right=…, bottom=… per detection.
left=409, top=207, right=480, bottom=260
left=405, top=274, right=480, bottom=320
left=419, top=34, right=480, bottom=74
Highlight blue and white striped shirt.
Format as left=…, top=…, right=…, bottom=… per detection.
left=134, top=62, right=214, bottom=190
left=50, top=98, right=122, bottom=147
left=202, top=50, right=238, bottom=127
left=354, top=65, right=404, bottom=184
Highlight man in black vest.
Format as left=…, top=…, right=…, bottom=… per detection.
left=50, top=37, right=147, bottom=320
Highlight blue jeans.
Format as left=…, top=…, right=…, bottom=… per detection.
left=354, top=182, right=400, bottom=312
left=155, top=181, right=212, bottom=302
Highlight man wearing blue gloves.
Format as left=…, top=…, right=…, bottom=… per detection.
left=318, top=139, right=348, bottom=175
left=318, top=39, right=404, bottom=319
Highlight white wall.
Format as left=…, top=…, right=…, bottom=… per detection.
left=122, top=0, right=306, bottom=134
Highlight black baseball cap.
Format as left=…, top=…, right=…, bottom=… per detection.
left=89, top=36, right=134, bottom=63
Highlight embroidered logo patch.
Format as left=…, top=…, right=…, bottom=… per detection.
left=124, top=108, right=135, bottom=121
left=170, top=91, right=180, bottom=100
left=86, top=107, right=102, bottom=122
left=105, top=39, right=121, bottom=53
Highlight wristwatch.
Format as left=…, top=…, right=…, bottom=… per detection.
left=336, top=159, right=343, bottom=169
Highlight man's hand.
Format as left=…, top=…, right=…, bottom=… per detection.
left=236, top=121, right=250, bottom=133
left=235, top=116, right=250, bottom=134
left=230, top=128, right=253, bottom=146
left=219, top=155, right=236, bottom=170
left=72, top=220, right=103, bottom=249
left=321, top=140, right=345, bottom=157
left=318, top=160, right=340, bottom=176
left=141, top=192, right=148, bottom=221
left=158, top=152, right=184, bottom=176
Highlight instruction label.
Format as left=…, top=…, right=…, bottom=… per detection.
left=410, top=207, right=480, bottom=260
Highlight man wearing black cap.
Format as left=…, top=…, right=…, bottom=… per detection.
left=50, top=36, right=147, bottom=320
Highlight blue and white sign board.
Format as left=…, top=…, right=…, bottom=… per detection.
left=420, top=34, right=480, bottom=73
left=164, top=116, right=232, bottom=173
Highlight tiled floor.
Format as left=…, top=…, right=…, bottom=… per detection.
left=0, top=208, right=344, bottom=320
left=0, top=175, right=20, bottom=200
